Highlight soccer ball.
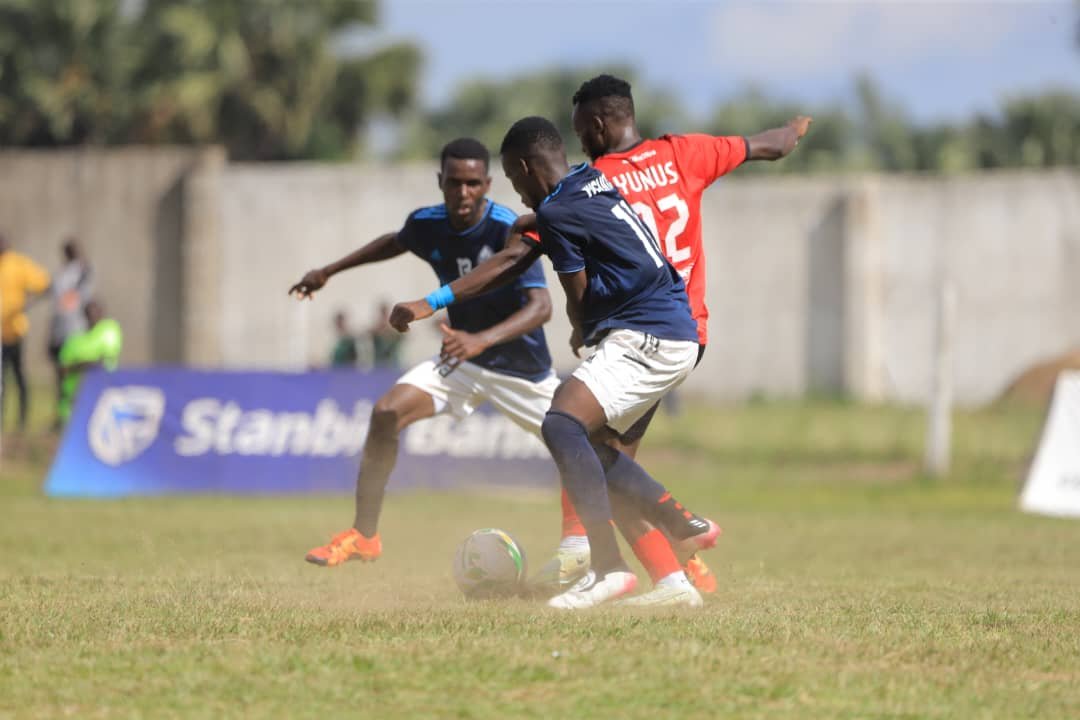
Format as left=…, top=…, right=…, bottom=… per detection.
left=452, top=528, right=527, bottom=599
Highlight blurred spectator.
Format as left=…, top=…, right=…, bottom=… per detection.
left=370, top=300, right=404, bottom=370
left=48, top=238, right=94, bottom=425
left=56, top=300, right=122, bottom=426
left=0, top=233, right=51, bottom=432
left=329, top=310, right=359, bottom=368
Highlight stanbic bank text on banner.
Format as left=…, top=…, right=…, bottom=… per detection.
left=45, top=369, right=555, bottom=497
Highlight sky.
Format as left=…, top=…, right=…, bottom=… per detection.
left=365, top=0, right=1080, bottom=124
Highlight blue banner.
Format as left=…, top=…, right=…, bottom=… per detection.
left=45, top=368, right=556, bottom=497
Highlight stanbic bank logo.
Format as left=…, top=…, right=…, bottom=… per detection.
left=88, top=386, right=166, bottom=466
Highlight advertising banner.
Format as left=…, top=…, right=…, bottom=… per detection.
left=45, top=368, right=555, bottom=497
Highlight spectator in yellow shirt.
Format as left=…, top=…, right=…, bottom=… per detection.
left=0, top=233, right=51, bottom=432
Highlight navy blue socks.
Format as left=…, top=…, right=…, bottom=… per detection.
left=540, top=411, right=627, bottom=575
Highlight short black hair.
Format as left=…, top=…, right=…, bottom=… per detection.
left=572, top=74, right=635, bottom=119
left=440, top=137, right=489, bottom=171
left=499, top=116, right=564, bottom=157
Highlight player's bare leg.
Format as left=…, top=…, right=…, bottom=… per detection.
left=305, top=384, right=435, bottom=566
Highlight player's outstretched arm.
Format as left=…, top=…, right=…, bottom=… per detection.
left=389, top=235, right=542, bottom=332
left=439, top=287, right=552, bottom=365
left=288, top=232, right=406, bottom=299
left=746, top=116, right=813, bottom=161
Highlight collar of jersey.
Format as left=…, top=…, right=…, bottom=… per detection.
left=447, top=199, right=492, bottom=236
left=542, top=164, right=589, bottom=206
left=598, top=139, right=647, bottom=161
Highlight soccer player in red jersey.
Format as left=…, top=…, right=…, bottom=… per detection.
left=563, top=74, right=812, bottom=599
left=574, top=74, right=811, bottom=348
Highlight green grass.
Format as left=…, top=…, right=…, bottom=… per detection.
left=3, top=398, right=1080, bottom=719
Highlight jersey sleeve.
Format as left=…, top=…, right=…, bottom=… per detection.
left=395, top=212, right=423, bottom=255
left=536, top=206, right=586, bottom=274
left=515, top=255, right=548, bottom=291
left=670, top=133, right=748, bottom=185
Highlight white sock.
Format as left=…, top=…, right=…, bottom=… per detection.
left=558, top=535, right=589, bottom=553
left=656, top=570, right=692, bottom=589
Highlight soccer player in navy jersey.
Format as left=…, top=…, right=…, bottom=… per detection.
left=290, top=138, right=591, bottom=576
left=390, top=119, right=719, bottom=609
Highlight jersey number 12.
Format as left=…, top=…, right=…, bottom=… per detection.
left=632, top=194, right=690, bottom=265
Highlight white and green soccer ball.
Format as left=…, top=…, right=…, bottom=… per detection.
left=453, top=528, right=527, bottom=599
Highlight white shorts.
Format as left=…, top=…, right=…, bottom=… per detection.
left=572, top=330, right=698, bottom=434
left=397, top=359, right=560, bottom=436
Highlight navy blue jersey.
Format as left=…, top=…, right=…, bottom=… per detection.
left=397, top=200, right=553, bottom=382
left=530, top=164, right=698, bottom=346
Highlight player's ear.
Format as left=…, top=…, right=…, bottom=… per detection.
left=436, top=171, right=444, bottom=189
left=592, top=114, right=606, bottom=136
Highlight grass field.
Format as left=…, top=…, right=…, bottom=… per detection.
left=3, top=397, right=1080, bottom=719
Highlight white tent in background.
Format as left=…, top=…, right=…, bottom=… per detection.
left=1020, top=371, right=1080, bottom=517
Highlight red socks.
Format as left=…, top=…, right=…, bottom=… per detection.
left=560, top=487, right=587, bottom=538
left=631, top=529, right=682, bottom=584
left=562, top=489, right=682, bottom=585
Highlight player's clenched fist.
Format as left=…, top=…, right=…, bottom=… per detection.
left=389, top=299, right=433, bottom=332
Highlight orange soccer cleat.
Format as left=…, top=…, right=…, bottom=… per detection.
left=683, top=554, right=718, bottom=594
left=304, top=528, right=382, bottom=567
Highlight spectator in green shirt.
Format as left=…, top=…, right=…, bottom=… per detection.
left=329, top=310, right=359, bottom=368
left=57, top=300, right=122, bottom=424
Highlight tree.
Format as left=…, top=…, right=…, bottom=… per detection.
left=853, top=75, right=919, bottom=172
left=998, top=92, right=1080, bottom=168
left=0, top=0, right=133, bottom=145
left=130, top=0, right=421, bottom=160
left=0, top=0, right=422, bottom=160
left=707, top=88, right=853, bottom=174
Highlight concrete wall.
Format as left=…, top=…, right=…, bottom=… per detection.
left=211, top=165, right=567, bottom=372
left=875, top=171, right=1080, bottom=403
left=0, top=147, right=220, bottom=379
left=210, top=164, right=1080, bottom=405
left=5, top=147, right=1078, bottom=406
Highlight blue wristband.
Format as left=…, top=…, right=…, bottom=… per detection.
left=424, top=284, right=455, bottom=311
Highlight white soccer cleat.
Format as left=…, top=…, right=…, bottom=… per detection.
left=527, top=542, right=591, bottom=593
left=615, top=582, right=704, bottom=608
left=547, top=570, right=638, bottom=610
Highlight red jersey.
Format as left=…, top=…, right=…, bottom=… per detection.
left=592, top=134, right=747, bottom=345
